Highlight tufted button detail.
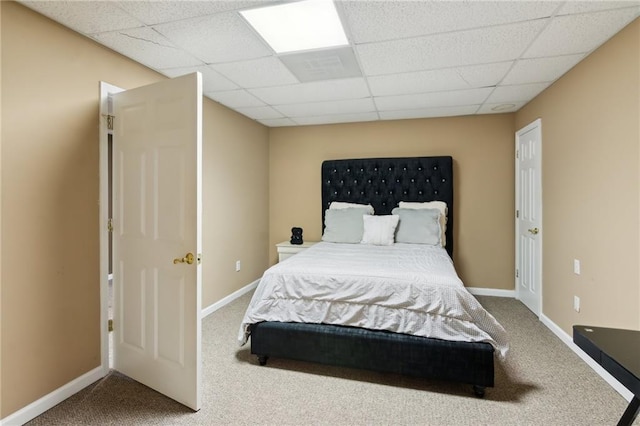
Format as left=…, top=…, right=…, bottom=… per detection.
left=418, top=167, right=422, bottom=171
left=360, top=168, right=364, bottom=172
left=347, top=168, right=350, bottom=172
left=396, top=179, right=400, bottom=183
left=433, top=166, right=438, bottom=170
left=403, top=167, right=407, bottom=171
left=368, top=179, right=372, bottom=184
left=389, top=190, right=393, bottom=194
left=388, top=167, right=392, bottom=171
left=418, top=191, right=423, bottom=195
left=382, top=202, right=386, bottom=206
left=334, top=191, right=338, bottom=195
left=411, top=178, right=415, bottom=182
left=442, top=178, right=446, bottom=182
left=426, top=178, right=430, bottom=183
left=434, top=190, right=438, bottom=194
left=375, top=191, right=379, bottom=195
left=360, top=191, right=364, bottom=195
left=333, top=169, right=337, bottom=173
left=354, top=179, right=358, bottom=184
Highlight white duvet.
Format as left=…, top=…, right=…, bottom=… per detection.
left=239, top=242, right=508, bottom=358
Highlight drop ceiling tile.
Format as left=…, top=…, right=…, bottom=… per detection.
left=379, top=106, right=480, bottom=120
left=258, top=118, right=296, bottom=127
left=524, top=7, right=640, bottom=57
left=161, top=65, right=238, bottom=92
left=21, top=1, right=143, bottom=34
left=356, top=20, right=547, bottom=76
left=486, top=83, right=551, bottom=103
left=477, top=102, right=526, bottom=114
left=235, top=106, right=284, bottom=120
left=293, top=112, right=379, bottom=126
left=153, top=12, right=272, bottom=64
left=207, top=90, right=265, bottom=108
left=117, top=1, right=262, bottom=25
left=558, top=1, right=640, bottom=16
left=502, top=54, right=585, bottom=85
left=368, top=62, right=512, bottom=97
left=92, top=28, right=202, bottom=70
left=212, top=57, right=298, bottom=88
left=375, top=87, right=493, bottom=111
left=249, top=78, right=370, bottom=105
left=341, top=1, right=560, bottom=43
left=275, top=98, right=376, bottom=118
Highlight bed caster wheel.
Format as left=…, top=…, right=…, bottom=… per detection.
left=472, top=385, right=485, bottom=398
left=257, top=355, right=268, bottom=366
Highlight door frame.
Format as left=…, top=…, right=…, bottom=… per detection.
left=515, top=118, right=543, bottom=316
left=99, top=82, right=124, bottom=375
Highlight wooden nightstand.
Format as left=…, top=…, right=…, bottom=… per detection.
left=276, top=241, right=318, bottom=262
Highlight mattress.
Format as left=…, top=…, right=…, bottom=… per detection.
left=239, top=242, right=508, bottom=358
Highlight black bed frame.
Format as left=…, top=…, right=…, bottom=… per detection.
left=251, top=156, right=495, bottom=396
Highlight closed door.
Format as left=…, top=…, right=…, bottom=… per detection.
left=516, top=119, right=542, bottom=316
left=112, top=73, right=202, bottom=410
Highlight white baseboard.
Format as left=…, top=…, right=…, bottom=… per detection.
left=201, top=279, right=259, bottom=318
left=0, top=366, right=105, bottom=426
left=540, top=313, right=634, bottom=402
left=467, top=287, right=516, bottom=298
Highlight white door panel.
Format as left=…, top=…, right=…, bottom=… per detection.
left=112, top=73, right=202, bottom=410
left=516, top=119, right=542, bottom=316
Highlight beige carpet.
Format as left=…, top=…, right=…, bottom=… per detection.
left=27, top=293, right=637, bottom=425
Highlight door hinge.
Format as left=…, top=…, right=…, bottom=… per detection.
left=105, top=114, right=114, bottom=130
left=516, top=210, right=519, bottom=218
left=516, top=269, right=519, bottom=278
left=516, top=149, right=519, bottom=159
left=108, top=319, right=113, bottom=332
left=107, top=218, right=113, bottom=233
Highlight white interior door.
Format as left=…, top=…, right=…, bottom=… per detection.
left=516, top=119, right=542, bottom=316
left=112, top=73, right=202, bottom=410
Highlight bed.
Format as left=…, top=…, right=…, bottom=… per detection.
left=239, top=156, right=508, bottom=396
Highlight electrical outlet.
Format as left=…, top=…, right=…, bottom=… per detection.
left=574, top=296, right=580, bottom=312
left=573, top=259, right=581, bottom=275
left=235, top=260, right=241, bottom=272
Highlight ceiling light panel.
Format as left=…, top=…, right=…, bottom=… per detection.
left=240, top=0, right=348, bottom=53
left=357, top=19, right=547, bottom=76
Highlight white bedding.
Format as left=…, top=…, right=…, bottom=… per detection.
left=239, top=242, right=508, bottom=358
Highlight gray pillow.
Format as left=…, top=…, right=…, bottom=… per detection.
left=322, top=208, right=370, bottom=243
left=392, top=207, right=442, bottom=245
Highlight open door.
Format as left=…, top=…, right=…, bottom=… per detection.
left=515, top=119, right=542, bottom=317
left=111, top=73, right=202, bottom=410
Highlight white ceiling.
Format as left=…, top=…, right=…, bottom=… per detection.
left=20, top=0, right=640, bottom=127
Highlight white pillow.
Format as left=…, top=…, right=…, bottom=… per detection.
left=360, top=215, right=400, bottom=246
left=329, top=202, right=375, bottom=215
left=398, top=201, right=448, bottom=247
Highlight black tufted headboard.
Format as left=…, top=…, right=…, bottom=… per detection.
left=321, top=156, right=454, bottom=257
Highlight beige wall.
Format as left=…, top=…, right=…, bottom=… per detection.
left=269, top=114, right=515, bottom=289
left=0, top=2, right=269, bottom=417
left=515, top=19, right=640, bottom=334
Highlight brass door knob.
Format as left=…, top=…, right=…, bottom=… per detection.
left=173, top=252, right=195, bottom=265
left=528, top=228, right=539, bottom=235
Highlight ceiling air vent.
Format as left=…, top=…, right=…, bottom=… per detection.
left=280, top=46, right=362, bottom=83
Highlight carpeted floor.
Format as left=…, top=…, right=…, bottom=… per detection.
left=26, top=293, right=637, bottom=425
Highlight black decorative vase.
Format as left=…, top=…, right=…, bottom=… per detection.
left=290, top=227, right=303, bottom=245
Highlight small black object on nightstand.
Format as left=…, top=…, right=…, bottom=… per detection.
left=290, top=227, right=303, bottom=245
